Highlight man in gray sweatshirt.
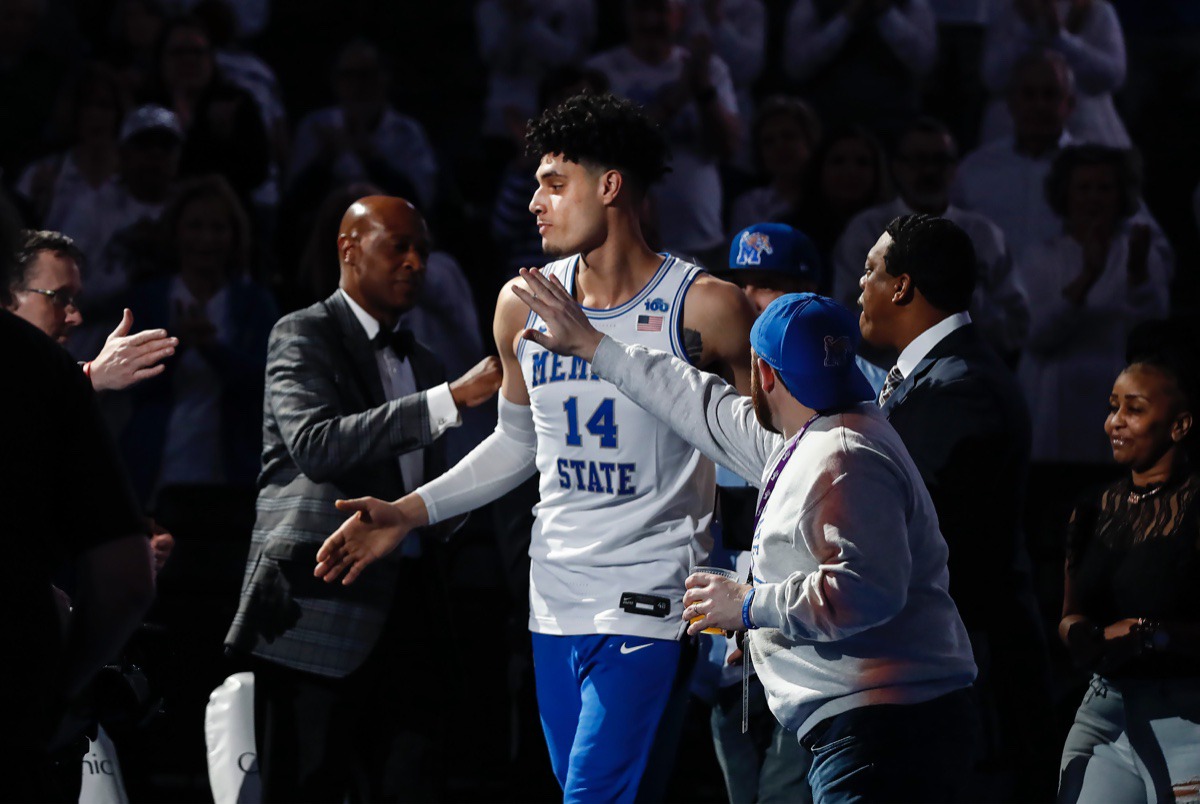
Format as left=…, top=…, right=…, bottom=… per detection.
left=510, top=274, right=980, bottom=801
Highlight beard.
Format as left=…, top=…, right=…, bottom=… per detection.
left=751, top=360, right=779, bottom=435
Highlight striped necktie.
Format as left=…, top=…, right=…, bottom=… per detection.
left=878, top=365, right=905, bottom=406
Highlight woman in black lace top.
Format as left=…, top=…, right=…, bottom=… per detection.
left=1057, top=327, right=1200, bottom=802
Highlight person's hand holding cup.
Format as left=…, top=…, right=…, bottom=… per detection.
left=684, top=566, right=751, bottom=637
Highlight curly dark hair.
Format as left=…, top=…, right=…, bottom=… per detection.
left=524, top=92, right=671, bottom=196
left=1045, top=145, right=1142, bottom=220
left=882, top=213, right=976, bottom=314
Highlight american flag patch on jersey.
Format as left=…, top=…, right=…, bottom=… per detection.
left=636, top=315, right=663, bottom=332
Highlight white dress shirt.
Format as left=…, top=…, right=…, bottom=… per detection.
left=340, top=289, right=460, bottom=485
left=341, top=290, right=461, bottom=557
left=896, top=311, right=972, bottom=379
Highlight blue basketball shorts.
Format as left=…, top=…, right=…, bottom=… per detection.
left=530, top=632, right=682, bottom=804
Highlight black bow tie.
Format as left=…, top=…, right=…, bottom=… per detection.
left=372, top=327, right=415, bottom=360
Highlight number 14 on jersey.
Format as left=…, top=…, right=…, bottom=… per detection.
left=558, top=397, right=636, bottom=496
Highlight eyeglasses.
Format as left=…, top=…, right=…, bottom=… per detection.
left=24, top=287, right=79, bottom=310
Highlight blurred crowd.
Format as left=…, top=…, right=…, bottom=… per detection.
left=3, top=0, right=1200, bottom=800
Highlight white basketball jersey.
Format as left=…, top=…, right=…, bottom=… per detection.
left=517, top=255, right=715, bottom=640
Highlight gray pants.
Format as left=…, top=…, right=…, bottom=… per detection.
left=1059, top=675, right=1200, bottom=803
left=710, top=674, right=812, bottom=804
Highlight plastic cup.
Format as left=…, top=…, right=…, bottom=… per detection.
left=688, top=566, right=739, bottom=636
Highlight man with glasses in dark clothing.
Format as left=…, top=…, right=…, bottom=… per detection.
left=1, top=222, right=156, bottom=801
left=5, top=229, right=177, bottom=391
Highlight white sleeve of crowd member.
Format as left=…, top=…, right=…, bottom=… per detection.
left=979, top=3, right=1035, bottom=94
left=415, top=395, right=538, bottom=525
left=1052, top=1, right=1126, bottom=94
left=782, top=0, right=853, bottom=82
left=590, top=336, right=781, bottom=486
left=875, top=0, right=938, bottom=76
left=750, top=440, right=912, bottom=642
left=713, top=1, right=766, bottom=87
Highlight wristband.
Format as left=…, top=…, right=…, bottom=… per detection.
left=742, top=587, right=758, bottom=630
left=82, top=361, right=92, bottom=378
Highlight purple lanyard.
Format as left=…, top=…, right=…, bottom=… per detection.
left=752, top=413, right=820, bottom=534
left=742, top=413, right=820, bottom=735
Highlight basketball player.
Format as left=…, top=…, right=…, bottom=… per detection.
left=314, top=92, right=754, bottom=802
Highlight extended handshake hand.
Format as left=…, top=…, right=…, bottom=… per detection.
left=90, top=308, right=177, bottom=391
left=512, top=267, right=605, bottom=361
left=315, top=494, right=431, bottom=585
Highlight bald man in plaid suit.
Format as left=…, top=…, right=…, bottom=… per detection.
left=226, top=197, right=500, bottom=802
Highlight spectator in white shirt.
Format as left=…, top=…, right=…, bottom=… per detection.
left=587, top=0, right=741, bottom=268
left=953, top=50, right=1076, bottom=257
left=681, top=0, right=766, bottom=171
left=980, top=0, right=1130, bottom=148
left=288, top=39, right=438, bottom=211
left=1018, top=145, right=1171, bottom=464
left=835, top=117, right=1030, bottom=360
left=16, top=63, right=129, bottom=232
left=782, top=0, right=937, bottom=140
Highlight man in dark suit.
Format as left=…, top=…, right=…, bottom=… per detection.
left=225, top=196, right=501, bottom=802
left=857, top=213, right=1055, bottom=801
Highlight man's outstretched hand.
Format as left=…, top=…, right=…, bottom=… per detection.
left=90, top=308, right=177, bottom=391
left=314, top=495, right=428, bottom=585
left=512, top=268, right=605, bottom=362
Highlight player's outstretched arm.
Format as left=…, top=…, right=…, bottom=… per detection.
left=315, top=494, right=429, bottom=584
left=316, top=278, right=539, bottom=585
left=517, top=268, right=778, bottom=484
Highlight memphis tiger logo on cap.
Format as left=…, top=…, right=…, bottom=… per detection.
left=735, top=230, right=774, bottom=266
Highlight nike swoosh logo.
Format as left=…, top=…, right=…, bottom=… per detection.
left=620, top=642, right=654, bottom=655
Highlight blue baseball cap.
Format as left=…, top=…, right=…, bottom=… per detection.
left=750, top=293, right=875, bottom=411
left=725, top=223, right=823, bottom=286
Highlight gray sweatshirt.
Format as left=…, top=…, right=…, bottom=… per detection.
left=591, top=336, right=977, bottom=739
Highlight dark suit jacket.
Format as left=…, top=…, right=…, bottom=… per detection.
left=881, top=323, right=1034, bottom=630
left=225, top=291, right=447, bottom=678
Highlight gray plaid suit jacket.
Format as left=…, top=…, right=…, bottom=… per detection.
left=225, top=291, right=448, bottom=678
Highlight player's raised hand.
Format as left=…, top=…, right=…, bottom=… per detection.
left=315, top=496, right=420, bottom=584
left=513, top=267, right=605, bottom=361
